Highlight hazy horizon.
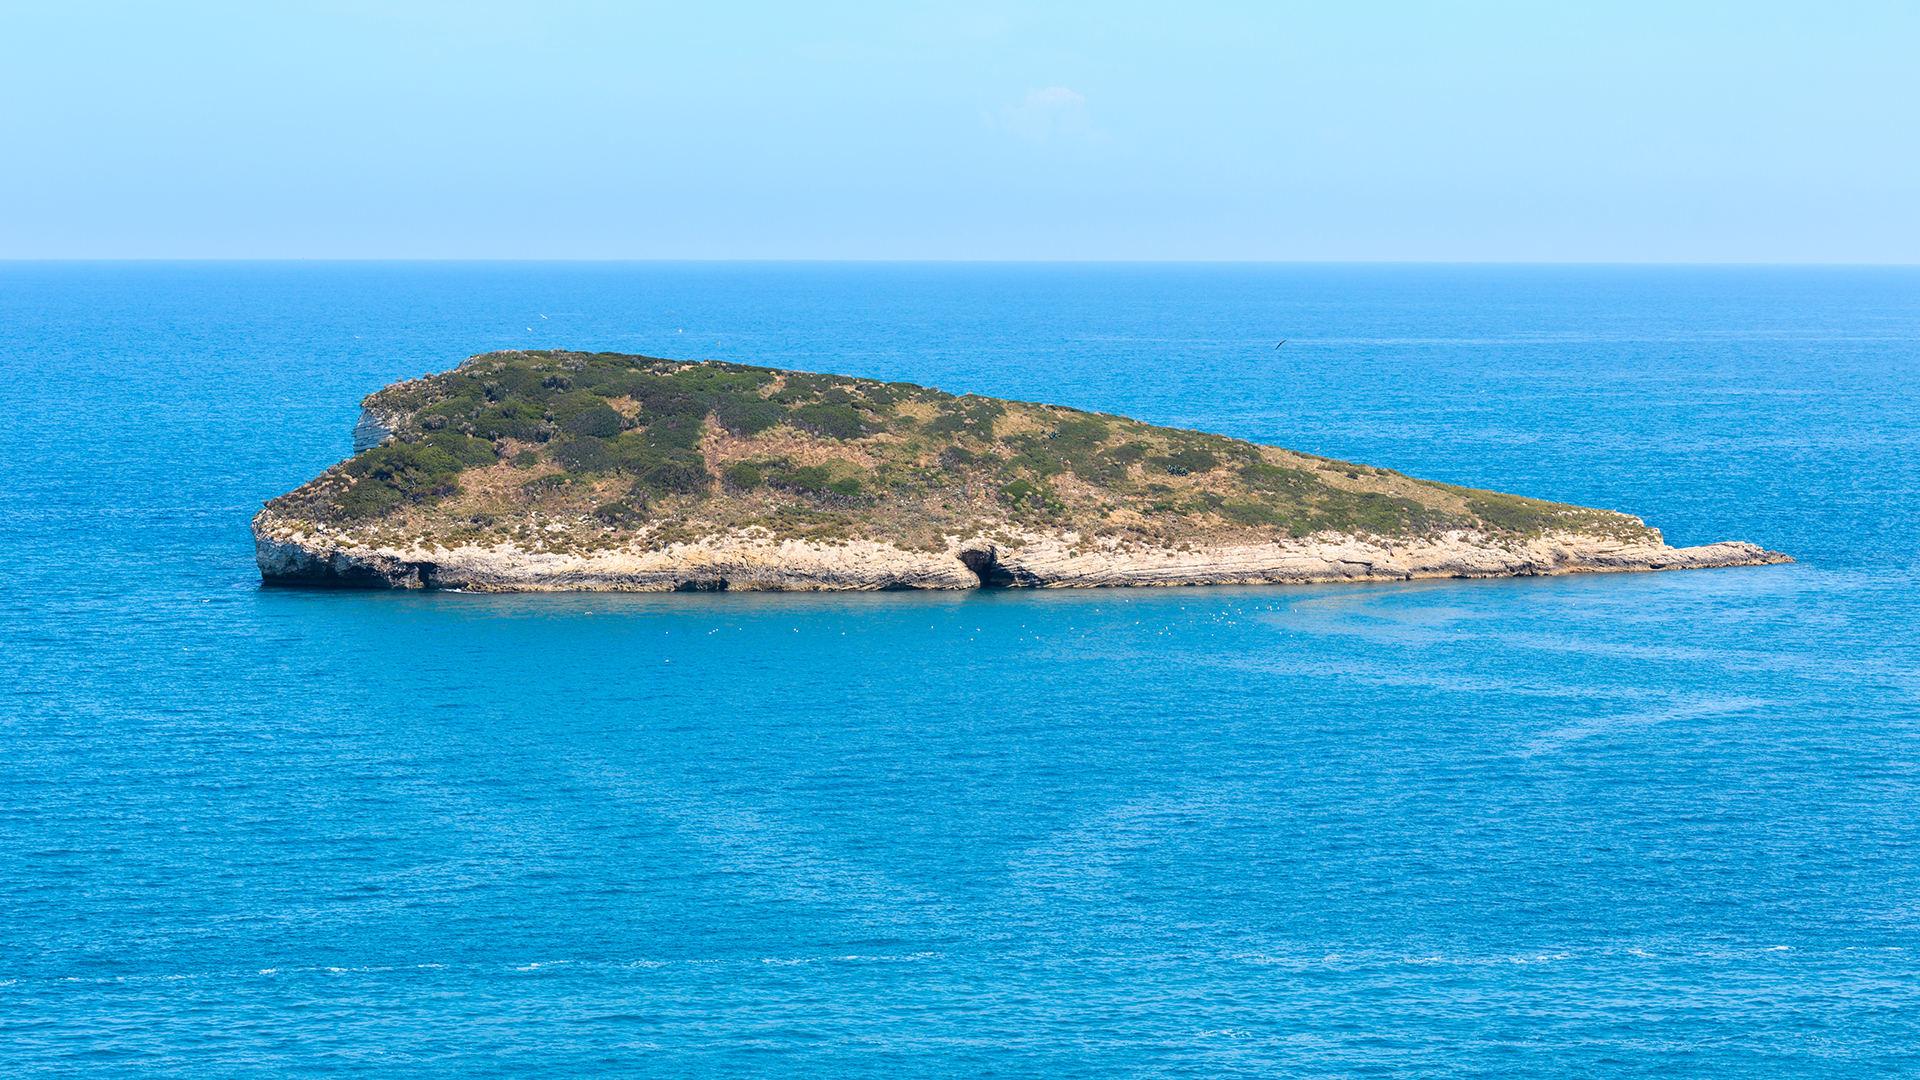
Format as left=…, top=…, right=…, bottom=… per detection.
left=5, top=2, right=1915, bottom=263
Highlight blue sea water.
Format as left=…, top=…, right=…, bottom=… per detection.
left=2, top=262, right=1917, bottom=1076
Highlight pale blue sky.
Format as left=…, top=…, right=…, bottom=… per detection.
left=4, top=2, right=1915, bottom=260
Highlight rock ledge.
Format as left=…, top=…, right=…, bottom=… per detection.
left=253, top=525, right=1791, bottom=593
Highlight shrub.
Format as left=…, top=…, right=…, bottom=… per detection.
left=511, top=449, right=539, bottom=468
left=641, top=415, right=705, bottom=451
left=791, top=403, right=875, bottom=440
left=769, top=372, right=839, bottom=403
left=726, top=461, right=764, bottom=488
left=1155, top=447, right=1220, bottom=474
left=636, top=459, right=711, bottom=495
left=562, top=405, right=624, bottom=438
left=472, top=399, right=547, bottom=441
left=926, top=397, right=1002, bottom=439
left=988, top=431, right=1057, bottom=477
left=636, top=385, right=706, bottom=422
left=1049, top=418, right=1110, bottom=450
left=1241, top=462, right=1312, bottom=491
left=781, top=465, right=835, bottom=492
left=675, top=364, right=776, bottom=395
left=424, top=431, right=498, bottom=467
left=334, top=440, right=469, bottom=519
left=545, top=390, right=608, bottom=421
left=422, top=396, right=480, bottom=426
left=593, top=501, right=645, bottom=527
left=554, top=437, right=616, bottom=473
left=707, top=396, right=787, bottom=435
left=339, top=478, right=402, bottom=517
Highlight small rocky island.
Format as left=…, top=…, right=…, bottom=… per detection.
left=254, top=350, right=1789, bottom=591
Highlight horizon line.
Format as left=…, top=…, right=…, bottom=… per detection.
left=1, top=257, right=1915, bottom=268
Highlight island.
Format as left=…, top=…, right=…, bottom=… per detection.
left=253, top=350, right=1790, bottom=591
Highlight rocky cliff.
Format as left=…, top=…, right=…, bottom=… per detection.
left=253, top=350, right=1790, bottom=591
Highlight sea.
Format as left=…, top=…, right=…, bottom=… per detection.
left=2, top=262, right=1916, bottom=1077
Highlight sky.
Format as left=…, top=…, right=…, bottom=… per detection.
left=2, top=1, right=1916, bottom=261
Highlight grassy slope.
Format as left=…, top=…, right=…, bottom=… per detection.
left=261, top=350, right=1663, bottom=557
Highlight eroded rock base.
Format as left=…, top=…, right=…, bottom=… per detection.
left=255, top=530, right=1791, bottom=593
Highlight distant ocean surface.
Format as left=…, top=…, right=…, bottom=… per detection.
left=2, top=262, right=1917, bottom=1077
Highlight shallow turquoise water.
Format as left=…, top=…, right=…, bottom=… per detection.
left=2, top=263, right=1917, bottom=1075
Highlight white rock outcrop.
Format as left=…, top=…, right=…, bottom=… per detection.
left=252, top=521, right=1790, bottom=593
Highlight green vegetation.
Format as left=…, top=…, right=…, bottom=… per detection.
left=261, top=349, right=1662, bottom=552
left=334, top=431, right=497, bottom=517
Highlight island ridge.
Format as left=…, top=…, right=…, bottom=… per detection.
left=253, top=350, right=1790, bottom=591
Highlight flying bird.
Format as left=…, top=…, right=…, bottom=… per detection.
left=1275, top=340, right=1287, bottom=348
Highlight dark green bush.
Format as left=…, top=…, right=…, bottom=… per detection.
left=495, top=367, right=546, bottom=398
left=926, top=397, right=1002, bottom=439
left=791, top=403, right=875, bottom=440
left=339, top=478, right=402, bottom=517
left=1049, top=418, right=1110, bottom=450
left=335, top=440, right=468, bottom=518
left=511, top=449, right=539, bottom=468
left=1241, top=462, right=1313, bottom=491
left=554, top=437, right=616, bottom=473
left=676, top=364, right=775, bottom=395
left=1155, top=448, right=1220, bottom=474
left=635, top=385, right=706, bottom=422
left=769, top=372, right=838, bottom=403
left=640, top=415, right=705, bottom=451
left=586, top=432, right=714, bottom=496
left=472, top=399, right=548, bottom=441
left=827, top=477, right=862, bottom=496
left=424, top=431, right=498, bottom=466
left=543, top=390, right=606, bottom=420
left=706, top=396, right=787, bottom=435
left=637, top=459, right=711, bottom=494
left=562, top=405, right=624, bottom=438
left=780, top=465, right=835, bottom=492
left=1004, top=445, right=1064, bottom=478
left=422, top=397, right=478, bottom=426
left=593, top=501, right=645, bottom=527
left=726, top=461, right=764, bottom=488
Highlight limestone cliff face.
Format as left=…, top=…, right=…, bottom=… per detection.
left=351, top=407, right=399, bottom=454
left=255, top=350, right=1792, bottom=593
left=252, top=520, right=1789, bottom=593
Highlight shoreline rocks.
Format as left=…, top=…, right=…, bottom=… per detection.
left=253, top=526, right=1792, bottom=593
